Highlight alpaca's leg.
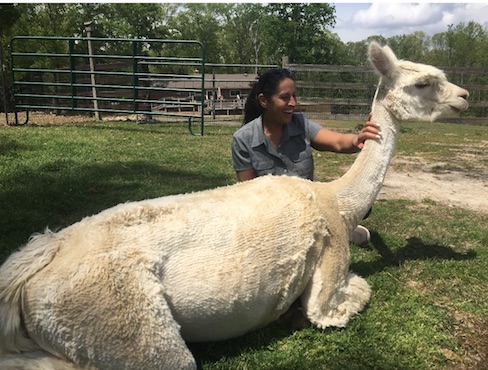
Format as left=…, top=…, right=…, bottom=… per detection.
left=300, top=225, right=371, bottom=329
left=23, top=265, right=196, bottom=370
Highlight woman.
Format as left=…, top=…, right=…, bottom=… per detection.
left=231, top=68, right=381, bottom=246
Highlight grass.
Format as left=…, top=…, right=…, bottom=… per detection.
left=0, top=118, right=487, bottom=369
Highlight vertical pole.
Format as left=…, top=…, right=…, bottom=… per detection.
left=84, top=21, right=100, bottom=120
left=132, top=41, right=139, bottom=115
left=8, top=38, right=21, bottom=125
left=68, top=39, right=77, bottom=110
left=282, top=55, right=289, bottom=69
left=212, top=67, right=216, bottom=120
left=189, top=41, right=205, bottom=136
left=200, top=42, right=205, bottom=135
left=0, top=42, right=9, bottom=125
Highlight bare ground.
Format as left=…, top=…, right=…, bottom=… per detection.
left=379, top=157, right=488, bottom=214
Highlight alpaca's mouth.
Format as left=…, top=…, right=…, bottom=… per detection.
left=449, top=102, right=469, bottom=113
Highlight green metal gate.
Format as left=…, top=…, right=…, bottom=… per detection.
left=9, top=36, right=206, bottom=135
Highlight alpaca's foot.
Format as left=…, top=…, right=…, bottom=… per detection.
left=351, top=225, right=371, bottom=246
left=305, top=272, right=371, bottom=329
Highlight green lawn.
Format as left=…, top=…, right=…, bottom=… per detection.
left=0, top=118, right=486, bottom=369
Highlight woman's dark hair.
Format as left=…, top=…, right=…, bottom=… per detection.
left=243, top=68, right=294, bottom=124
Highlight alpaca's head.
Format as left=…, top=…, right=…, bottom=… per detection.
left=368, top=42, right=469, bottom=122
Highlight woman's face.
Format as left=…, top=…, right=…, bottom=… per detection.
left=259, top=77, right=297, bottom=125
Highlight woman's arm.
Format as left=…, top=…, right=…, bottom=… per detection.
left=312, top=114, right=380, bottom=153
left=236, top=169, right=258, bottom=182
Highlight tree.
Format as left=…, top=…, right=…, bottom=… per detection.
left=0, top=4, right=21, bottom=113
left=448, top=22, right=486, bottom=67
left=97, top=3, right=175, bottom=40
left=428, top=21, right=488, bottom=68
left=262, top=3, right=336, bottom=64
left=0, top=4, right=20, bottom=37
left=340, top=41, right=369, bottom=66
left=386, top=31, right=430, bottom=63
left=80, top=3, right=176, bottom=56
left=219, top=4, right=267, bottom=69
left=2, top=4, right=486, bottom=72
left=167, top=4, right=232, bottom=65
left=9, top=4, right=83, bottom=37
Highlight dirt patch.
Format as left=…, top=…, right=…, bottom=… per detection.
left=452, top=312, right=488, bottom=370
left=378, top=157, right=488, bottom=214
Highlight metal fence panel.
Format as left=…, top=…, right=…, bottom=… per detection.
left=9, top=36, right=206, bottom=135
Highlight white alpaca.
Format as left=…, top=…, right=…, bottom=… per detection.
left=0, top=42, right=468, bottom=370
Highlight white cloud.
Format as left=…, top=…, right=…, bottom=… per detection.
left=333, top=2, right=488, bottom=43
left=352, top=3, right=444, bottom=27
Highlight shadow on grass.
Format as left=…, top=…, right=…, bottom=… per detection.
left=0, top=159, right=230, bottom=261
left=72, top=121, right=237, bottom=137
left=351, top=232, right=477, bottom=278
left=188, top=322, right=297, bottom=369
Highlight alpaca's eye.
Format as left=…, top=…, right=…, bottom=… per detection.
left=414, top=82, right=430, bottom=89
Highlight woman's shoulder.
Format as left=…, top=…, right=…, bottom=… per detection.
left=291, top=113, right=323, bottom=137
left=233, top=116, right=262, bottom=139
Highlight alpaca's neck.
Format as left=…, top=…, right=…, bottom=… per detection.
left=329, top=100, right=401, bottom=229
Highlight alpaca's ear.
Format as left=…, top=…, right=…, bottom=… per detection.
left=368, top=42, right=398, bottom=80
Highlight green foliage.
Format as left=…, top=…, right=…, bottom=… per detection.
left=0, top=4, right=20, bottom=36
left=262, top=3, right=337, bottom=64
left=166, top=4, right=230, bottom=64
left=386, top=31, right=431, bottom=62
left=445, top=22, right=488, bottom=67
left=218, top=4, right=267, bottom=67
left=2, top=3, right=488, bottom=67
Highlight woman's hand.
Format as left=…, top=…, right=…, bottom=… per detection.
left=356, top=112, right=381, bottom=149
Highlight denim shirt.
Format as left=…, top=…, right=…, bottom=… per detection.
left=232, top=113, right=322, bottom=180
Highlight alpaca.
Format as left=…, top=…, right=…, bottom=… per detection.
left=0, top=42, right=468, bottom=370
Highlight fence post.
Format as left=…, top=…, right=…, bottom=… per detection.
left=132, top=41, right=139, bottom=116
left=68, top=39, right=77, bottom=110
left=282, top=55, right=289, bottom=69
left=84, top=21, right=101, bottom=121
left=0, top=42, right=9, bottom=125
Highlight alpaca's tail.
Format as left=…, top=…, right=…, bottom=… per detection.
left=0, top=229, right=60, bottom=353
left=0, top=351, right=82, bottom=370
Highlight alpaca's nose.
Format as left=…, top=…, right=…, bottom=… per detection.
left=459, top=88, right=469, bottom=100
left=456, top=88, right=470, bottom=111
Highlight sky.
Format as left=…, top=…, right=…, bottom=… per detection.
left=332, top=2, right=488, bottom=43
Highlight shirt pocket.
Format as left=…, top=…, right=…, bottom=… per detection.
left=292, top=147, right=314, bottom=180
left=254, top=157, right=277, bottom=177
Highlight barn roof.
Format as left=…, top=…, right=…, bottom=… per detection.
left=150, top=73, right=258, bottom=90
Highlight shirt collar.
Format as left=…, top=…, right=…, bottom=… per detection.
left=251, top=114, right=302, bottom=148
